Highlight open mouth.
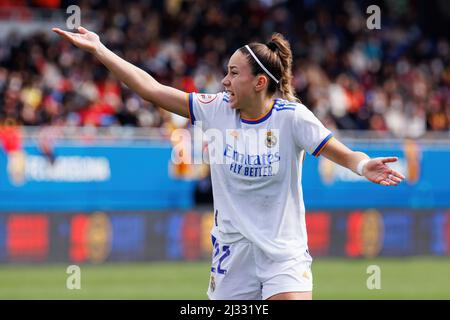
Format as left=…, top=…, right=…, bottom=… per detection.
left=226, top=90, right=235, bottom=98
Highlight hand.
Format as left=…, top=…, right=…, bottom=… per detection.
left=363, top=157, right=405, bottom=186
left=52, top=26, right=101, bottom=54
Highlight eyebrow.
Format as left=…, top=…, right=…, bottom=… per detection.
left=227, top=65, right=238, bottom=70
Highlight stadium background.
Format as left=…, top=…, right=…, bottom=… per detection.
left=0, top=0, right=449, bottom=299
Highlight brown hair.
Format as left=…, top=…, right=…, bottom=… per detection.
left=239, top=33, right=299, bottom=102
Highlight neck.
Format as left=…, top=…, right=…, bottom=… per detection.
left=239, top=95, right=274, bottom=120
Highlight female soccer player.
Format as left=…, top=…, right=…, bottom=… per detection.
left=53, top=26, right=405, bottom=300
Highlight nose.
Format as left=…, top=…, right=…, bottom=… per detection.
left=221, top=75, right=230, bottom=87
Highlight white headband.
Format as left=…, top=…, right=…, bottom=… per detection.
left=245, top=45, right=280, bottom=84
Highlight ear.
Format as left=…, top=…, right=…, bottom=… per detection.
left=254, top=74, right=269, bottom=92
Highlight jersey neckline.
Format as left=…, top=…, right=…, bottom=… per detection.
left=240, top=99, right=277, bottom=124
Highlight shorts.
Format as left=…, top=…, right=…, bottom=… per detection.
left=207, top=236, right=313, bottom=300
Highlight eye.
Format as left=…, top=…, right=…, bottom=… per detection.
left=230, top=71, right=238, bottom=76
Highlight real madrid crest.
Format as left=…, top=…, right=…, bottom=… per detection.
left=265, top=130, right=277, bottom=148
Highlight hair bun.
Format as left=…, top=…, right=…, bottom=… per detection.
left=266, top=41, right=278, bottom=52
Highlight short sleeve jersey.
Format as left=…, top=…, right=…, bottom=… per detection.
left=188, top=92, right=333, bottom=261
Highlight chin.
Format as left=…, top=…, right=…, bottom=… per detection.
left=229, top=101, right=240, bottom=109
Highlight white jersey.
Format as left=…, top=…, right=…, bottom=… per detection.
left=188, top=92, right=333, bottom=261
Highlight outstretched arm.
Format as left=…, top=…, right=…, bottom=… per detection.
left=320, top=137, right=405, bottom=186
left=52, top=26, right=189, bottom=118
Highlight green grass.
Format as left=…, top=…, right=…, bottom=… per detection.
left=0, top=258, right=449, bottom=299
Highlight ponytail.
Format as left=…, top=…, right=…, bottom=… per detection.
left=266, top=33, right=299, bottom=102
left=239, top=33, right=299, bottom=102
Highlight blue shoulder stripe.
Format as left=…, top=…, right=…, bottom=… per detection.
left=274, top=99, right=299, bottom=108
left=274, top=107, right=296, bottom=111
left=273, top=99, right=297, bottom=111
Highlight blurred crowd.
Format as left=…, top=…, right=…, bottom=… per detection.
left=0, top=0, right=449, bottom=138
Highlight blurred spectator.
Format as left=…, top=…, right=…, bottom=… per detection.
left=0, top=0, right=448, bottom=138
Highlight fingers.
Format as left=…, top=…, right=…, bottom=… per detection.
left=52, top=28, right=75, bottom=41
left=381, top=157, right=398, bottom=164
left=389, top=175, right=403, bottom=183
left=52, top=27, right=86, bottom=37
left=387, top=177, right=398, bottom=186
left=377, top=157, right=405, bottom=186
left=380, top=178, right=397, bottom=187
left=390, top=169, right=406, bottom=180
left=380, top=172, right=405, bottom=186
left=52, top=27, right=65, bottom=35
left=78, top=26, right=89, bottom=34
